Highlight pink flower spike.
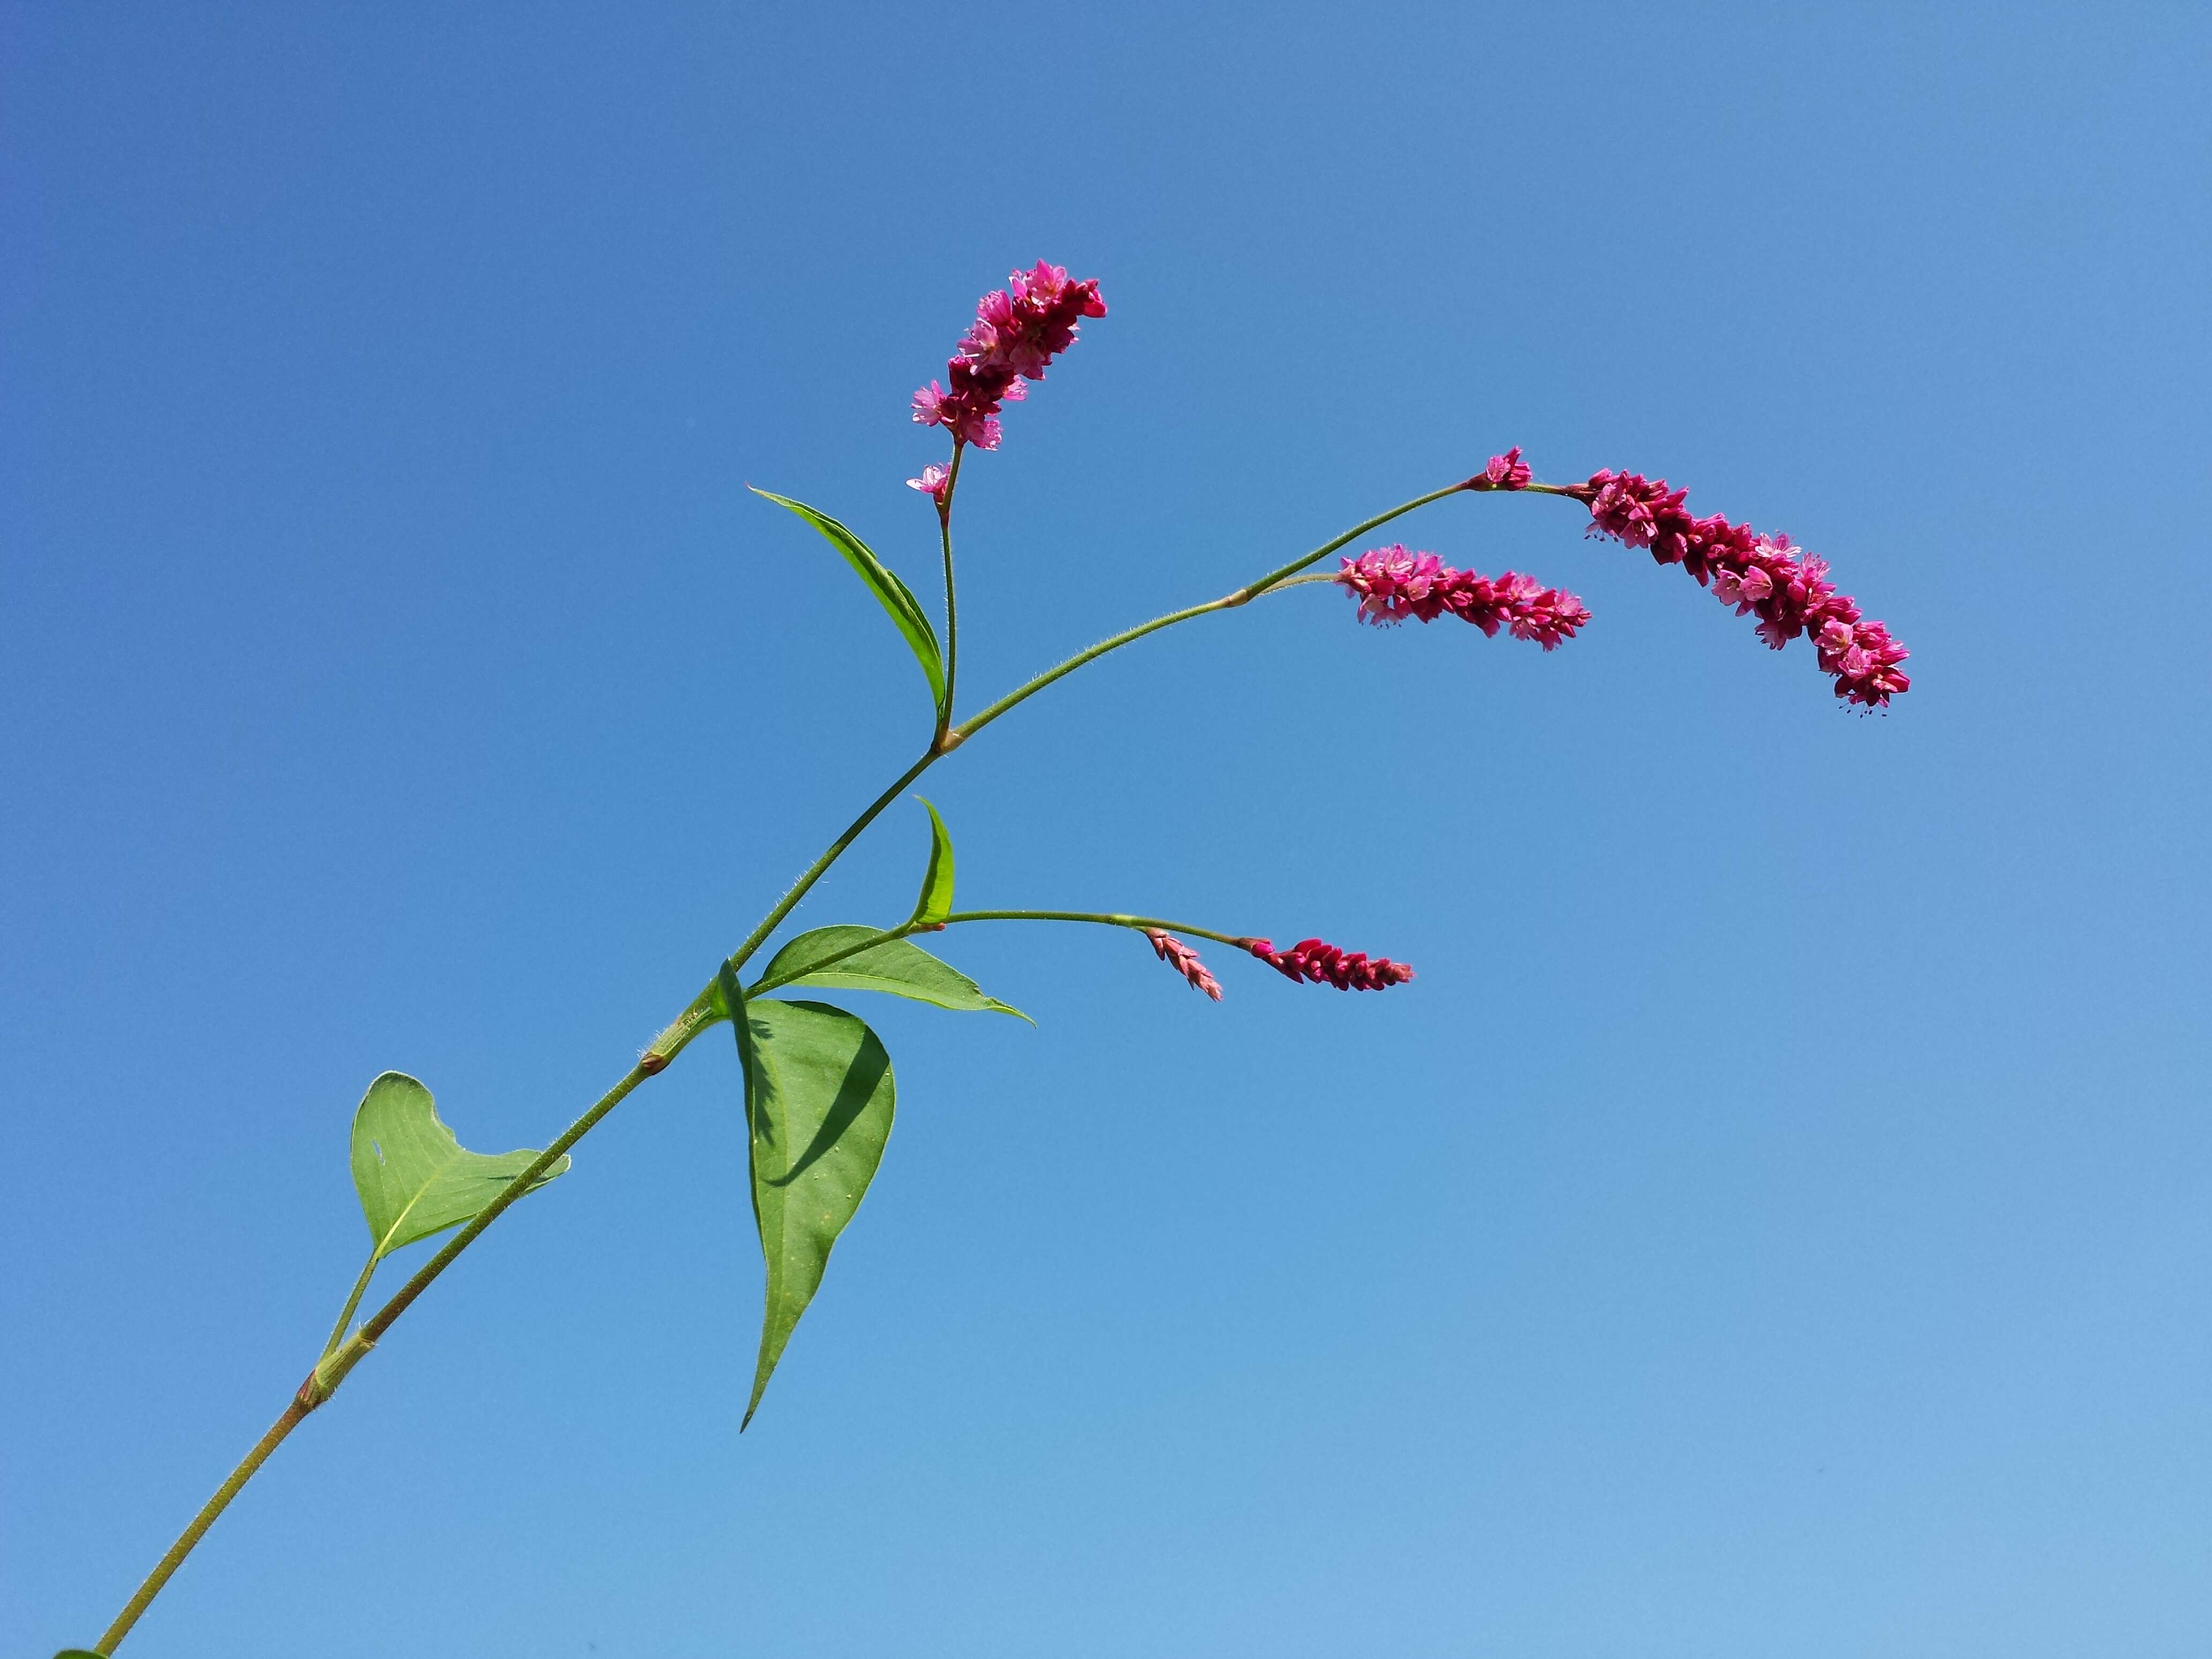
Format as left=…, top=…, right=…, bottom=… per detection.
left=1242, top=937, right=1415, bottom=992
left=1145, top=929, right=1223, bottom=1001
left=906, top=464, right=953, bottom=506
left=1336, top=547, right=1588, bottom=648
left=1579, top=469, right=1911, bottom=707
left=909, top=261, right=1105, bottom=452
left=1467, top=445, right=1532, bottom=491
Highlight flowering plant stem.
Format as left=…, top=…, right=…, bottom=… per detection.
left=76, top=261, right=1909, bottom=1655
left=86, top=477, right=1461, bottom=1655
left=934, top=443, right=965, bottom=749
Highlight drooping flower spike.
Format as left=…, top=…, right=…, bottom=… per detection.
left=911, top=261, right=1107, bottom=454
left=1336, top=546, right=1590, bottom=649
left=1144, top=929, right=1223, bottom=1000
left=1571, top=465, right=1910, bottom=707
left=1243, top=937, right=1415, bottom=991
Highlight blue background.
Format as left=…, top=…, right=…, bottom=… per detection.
left=6, top=4, right=2209, bottom=1655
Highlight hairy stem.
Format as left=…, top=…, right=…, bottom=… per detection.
left=91, top=477, right=1476, bottom=1650
left=92, top=1059, right=668, bottom=1653
left=721, top=752, right=939, bottom=976
left=950, top=482, right=1464, bottom=746
left=93, top=1401, right=312, bottom=1655
left=358, top=1061, right=655, bottom=1343
left=936, top=444, right=965, bottom=746
left=940, top=908, right=1254, bottom=947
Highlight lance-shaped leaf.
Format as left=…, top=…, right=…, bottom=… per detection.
left=751, top=487, right=947, bottom=720
left=349, top=1072, right=570, bottom=1261
left=732, top=996, right=897, bottom=1426
left=759, top=925, right=1027, bottom=1019
left=909, top=797, right=955, bottom=927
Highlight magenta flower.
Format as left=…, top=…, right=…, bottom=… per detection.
left=1243, top=937, right=1415, bottom=991
left=911, top=261, right=1106, bottom=452
left=1336, top=545, right=1590, bottom=649
left=1576, top=470, right=1911, bottom=707
left=1466, top=445, right=1532, bottom=491
left=1145, top=929, right=1223, bottom=1000
left=906, top=463, right=953, bottom=506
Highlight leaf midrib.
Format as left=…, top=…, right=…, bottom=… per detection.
left=371, top=1140, right=484, bottom=1260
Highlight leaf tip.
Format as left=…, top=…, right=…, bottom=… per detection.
left=741, top=1367, right=773, bottom=1431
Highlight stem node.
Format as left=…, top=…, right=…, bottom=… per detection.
left=297, top=1331, right=377, bottom=1413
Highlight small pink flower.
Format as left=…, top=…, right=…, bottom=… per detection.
left=1467, top=445, right=1532, bottom=491
left=1583, top=469, right=1693, bottom=556
left=1243, top=937, right=1415, bottom=992
left=1494, top=572, right=1593, bottom=651
left=1336, top=546, right=1589, bottom=649
left=1145, top=929, right=1222, bottom=1000
left=906, top=464, right=953, bottom=506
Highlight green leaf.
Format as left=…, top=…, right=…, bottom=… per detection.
left=750, top=487, right=947, bottom=719
left=731, top=994, right=898, bottom=1427
left=349, top=1072, right=570, bottom=1262
left=760, top=925, right=1027, bottom=1020
left=55, top=1649, right=106, bottom=1656
left=909, top=797, right=955, bottom=927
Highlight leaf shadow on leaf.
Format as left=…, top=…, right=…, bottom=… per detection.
left=753, top=1012, right=890, bottom=1190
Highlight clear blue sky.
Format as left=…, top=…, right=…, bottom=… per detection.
left=6, top=4, right=2209, bottom=1655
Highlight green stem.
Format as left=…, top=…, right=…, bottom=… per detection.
left=88, top=1056, right=674, bottom=1654
left=89, top=477, right=1477, bottom=1651
left=721, top=752, right=939, bottom=977
left=320, top=1256, right=377, bottom=1359
left=744, top=909, right=1258, bottom=1000
left=936, top=444, right=965, bottom=746
left=1240, top=482, right=1470, bottom=598
left=949, top=483, right=1465, bottom=747
left=940, top=908, right=1254, bottom=948
left=93, top=1400, right=312, bottom=1656
left=741, top=478, right=1470, bottom=969
left=357, top=1060, right=655, bottom=1344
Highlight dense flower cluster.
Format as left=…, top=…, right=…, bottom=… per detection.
left=911, top=261, right=1107, bottom=452
left=1243, top=937, right=1415, bottom=991
left=1337, top=545, right=1590, bottom=649
left=1576, top=468, right=1910, bottom=707
left=1466, top=446, right=1532, bottom=491
left=1144, top=929, right=1222, bottom=1000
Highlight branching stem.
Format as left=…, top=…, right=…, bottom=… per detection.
left=949, top=483, right=1466, bottom=746
left=88, top=475, right=1480, bottom=1651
